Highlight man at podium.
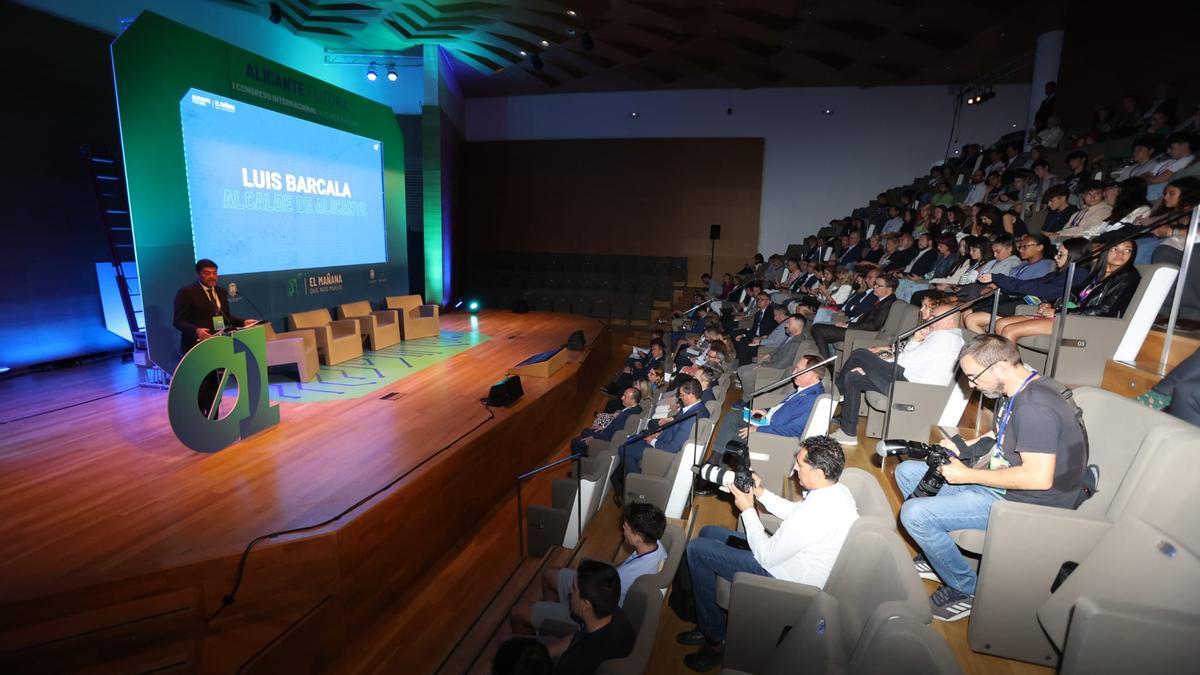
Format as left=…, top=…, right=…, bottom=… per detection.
left=173, top=258, right=259, bottom=414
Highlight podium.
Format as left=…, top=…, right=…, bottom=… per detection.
left=510, top=347, right=569, bottom=378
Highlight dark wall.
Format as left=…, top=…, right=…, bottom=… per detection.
left=458, top=138, right=763, bottom=282
left=0, top=3, right=130, bottom=370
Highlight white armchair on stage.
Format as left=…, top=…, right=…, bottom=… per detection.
left=337, top=300, right=401, bottom=350
left=386, top=295, right=440, bottom=340
left=287, top=308, right=363, bottom=366
left=262, top=323, right=319, bottom=382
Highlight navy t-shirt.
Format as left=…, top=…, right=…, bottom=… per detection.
left=554, top=609, right=635, bottom=675
left=993, top=377, right=1087, bottom=508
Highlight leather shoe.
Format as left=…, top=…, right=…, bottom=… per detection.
left=683, top=641, right=725, bottom=672
left=675, top=627, right=705, bottom=645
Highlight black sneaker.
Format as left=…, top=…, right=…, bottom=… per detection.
left=683, top=640, right=724, bottom=672
left=913, top=553, right=940, bottom=582
left=930, top=585, right=973, bottom=622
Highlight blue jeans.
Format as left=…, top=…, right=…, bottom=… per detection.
left=687, top=525, right=771, bottom=642
left=896, top=460, right=1001, bottom=596
left=1134, top=236, right=1163, bottom=264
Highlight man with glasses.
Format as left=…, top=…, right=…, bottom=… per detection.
left=894, top=335, right=1087, bottom=622
left=811, top=275, right=899, bottom=359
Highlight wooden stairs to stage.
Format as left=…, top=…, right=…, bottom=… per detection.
left=1102, top=328, right=1200, bottom=398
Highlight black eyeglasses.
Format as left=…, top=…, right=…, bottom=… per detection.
left=965, top=361, right=997, bottom=385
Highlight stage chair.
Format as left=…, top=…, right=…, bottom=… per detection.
left=287, top=309, right=362, bottom=366
left=721, top=521, right=930, bottom=675
left=1013, top=264, right=1177, bottom=387
left=946, top=388, right=1197, bottom=666
left=262, top=323, right=319, bottom=382
left=385, top=295, right=440, bottom=340
left=337, top=300, right=401, bottom=350
left=862, top=373, right=970, bottom=441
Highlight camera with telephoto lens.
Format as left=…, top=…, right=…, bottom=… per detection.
left=878, top=439, right=953, bottom=498
left=692, top=438, right=755, bottom=492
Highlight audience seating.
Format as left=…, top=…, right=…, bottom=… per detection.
left=624, top=417, right=715, bottom=519
left=839, top=613, right=962, bottom=675
left=287, top=308, right=362, bottom=365
left=946, top=388, right=1197, bottom=666
left=832, top=300, right=920, bottom=377
left=721, top=520, right=931, bottom=675
left=261, top=322, right=320, bottom=383
left=526, top=452, right=614, bottom=557
left=739, top=392, right=835, bottom=496
left=337, top=300, right=401, bottom=350
left=385, top=295, right=440, bottom=340
left=1012, top=264, right=1178, bottom=386
left=862, top=373, right=971, bottom=441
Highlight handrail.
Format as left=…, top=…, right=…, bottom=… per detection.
left=1156, top=207, right=1198, bottom=374
left=515, top=453, right=583, bottom=562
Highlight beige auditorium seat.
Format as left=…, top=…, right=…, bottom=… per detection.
left=862, top=373, right=971, bottom=441
left=952, top=388, right=1197, bottom=666
left=386, top=295, right=440, bottom=340
left=1014, top=263, right=1178, bottom=387
left=722, top=521, right=930, bottom=675
left=625, top=414, right=715, bottom=519
left=833, top=300, right=920, bottom=377
left=337, top=300, right=401, bottom=350
left=262, top=323, right=319, bottom=382
left=288, top=308, right=362, bottom=366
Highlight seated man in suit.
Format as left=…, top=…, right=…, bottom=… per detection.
left=810, top=275, right=898, bottom=359
left=736, top=304, right=790, bottom=366
left=603, top=340, right=664, bottom=396
left=731, top=292, right=779, bottom=365
left=173, top=258, right=259, bottom=416
left=708, top=354, right=826, bottom=468
left=735, top=314, right=816, bottom=405
left=611, top=379, right=709, bottom=503
left=572, top=387, right=643, bottom=456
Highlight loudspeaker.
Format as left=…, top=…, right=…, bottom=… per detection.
left=512, top=299, right=530, bottom=314
left=566, top=330, right=586, bottom=351
left=710, top=224, right=721, bottom=240
left=486, top=375, right=523, bottom=407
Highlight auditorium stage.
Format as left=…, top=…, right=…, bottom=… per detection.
left=0, top=311, right=610, bottom=672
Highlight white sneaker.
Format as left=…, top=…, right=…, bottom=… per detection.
left=830, top=429, right=858, bottom=446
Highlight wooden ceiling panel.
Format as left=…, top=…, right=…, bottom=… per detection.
left=209, top=0, right=1061, bottom=96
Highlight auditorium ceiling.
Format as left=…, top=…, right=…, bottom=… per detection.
left=216, top=0, right=1064, bottom=96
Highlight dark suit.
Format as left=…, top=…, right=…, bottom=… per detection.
left=173, top=282, right=246, bottom=355
left=842, top=289, right=879, bottom=321
left=838, top=244, right=865, bottom=266
left=572, top=405, right=641, bottom=455
left=617, top=401, right=710, bottom=484
left=734, top=306, right=779, bottom=365
left=811, top=294, right=898, bottom=358
left=883, top=246, right=918, bottom=273
left=173, top=281, right=248, bottom=416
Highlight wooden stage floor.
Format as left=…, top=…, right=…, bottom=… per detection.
left=0, top=311, right=609, bottom=672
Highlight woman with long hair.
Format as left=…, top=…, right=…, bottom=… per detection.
left=994, top=239, right=1140, bottom=342
left=962, top=234, right=1076, bottom=333
left=1140, top=177, right=1200, bottom=262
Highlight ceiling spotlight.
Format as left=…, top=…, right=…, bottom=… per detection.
left=581, top=31, right=594, bottom=50
left=366, top=63, right=378, bottom=81
left=567, top=9, right=577, bottom=16
left=268, top=2, right=282, bottom=24
left=566, top=27, right=577, bottom=36
left=821, top=108, right=833, bottom=115
left=386, top=64, right=398, bottom=81
left=531, top=53, right=544, bottom=71
left=630, top=111, right=639, bottom=118
left=519, top=50, right=527, bottom=57
left=540, top=39, right=550, bottom=47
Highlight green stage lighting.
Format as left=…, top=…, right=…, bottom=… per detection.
left=467, top=300, right=481, bottom=314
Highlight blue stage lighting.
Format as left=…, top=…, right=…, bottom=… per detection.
left=366, top=63, right=378, bottom=81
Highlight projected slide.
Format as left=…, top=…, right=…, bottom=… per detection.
left=180, top=88, right=387, bottom=275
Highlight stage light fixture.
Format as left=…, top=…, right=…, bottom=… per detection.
left=0, top=366, right=9, bottom=374
left=519, top=50, right=528, bottom=57
left=581, top=32, right=594, bottom=50
left=630, top=111, right=639, bottom=118
left=386, top=64, right=398, bottom=81
left=821, top=108, right=833, bottom=115
left=531, top=53, right=544, bottom=70
left=467, top=300, right=481, bottom=314
left=268, top=2, right=282, bottom=24
left=366, top=63, right=378, bottom=81
left=540, top=39, right=551, bottom=47
left=567, top=9, right=577, bottom=16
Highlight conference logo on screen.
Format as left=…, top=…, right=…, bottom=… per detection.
left=307, top=272, right=344, bottom=295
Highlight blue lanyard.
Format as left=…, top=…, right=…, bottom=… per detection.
left=995, top=371, right=1038, bottom=450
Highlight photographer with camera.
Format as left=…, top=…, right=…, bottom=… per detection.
left=676, top=436, right=859, bottom=671
left=895, top=334, right=1087, bottom=622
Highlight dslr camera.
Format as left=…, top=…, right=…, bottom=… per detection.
left=692, top=438, right=756, bottom=492
left=877, top=439, right=953, bottom=498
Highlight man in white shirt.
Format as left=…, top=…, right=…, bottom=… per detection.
left=1145, top=134, right=1195, bottom=200
left=677, top=435, right=858, bottom=671
left=1034, top=116, right=1064, bottom=149
left=963, top=169, right=988, bottom=206
left=1112, top=136, right=1161, bottom=182
left=830, top=292, right=965, bottom=445
left=512, top=502, right=668, bottom=635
